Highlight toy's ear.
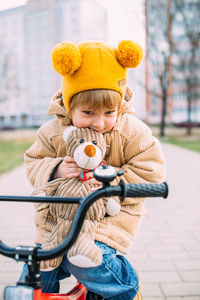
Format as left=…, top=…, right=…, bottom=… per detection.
left=117, top=40, right=143, bottom=68
left=51, top=42, right=82, bottom=76
left=63, top=126, right=77, bottom=142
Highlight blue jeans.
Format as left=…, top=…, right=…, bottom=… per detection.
left=20, top=241, right=138, bottom=299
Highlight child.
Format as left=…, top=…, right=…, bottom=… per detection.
left=22, top=41, right=166, bottom=299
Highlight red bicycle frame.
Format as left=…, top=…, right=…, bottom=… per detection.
left=34, top=282, right=86, bottom=299
left=0, top=165, right=168, bottom=300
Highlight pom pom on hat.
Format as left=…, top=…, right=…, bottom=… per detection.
left=50, top=40, right=143, bottom=111
left=51, top=42, right=82, bottom=76
left=117, top=40, right=143, bottom=68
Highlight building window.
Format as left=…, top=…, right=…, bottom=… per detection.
left=71, top=6, right=77, bottom=12
left=10, top=115, right=16, bottom=122
left=0, top=116, right=5, bottom=125
left=152, top=97, right=157, bottom=105
left=152, top=110, right=158, bottom=116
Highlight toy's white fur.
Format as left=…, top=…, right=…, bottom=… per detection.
left=62, top=126, right=121, bottom=267
left=107, top=198, right=121, bottom=216
left=74, top=142, right=102, bottom=169
left=69, top=255, right=97, bottom=268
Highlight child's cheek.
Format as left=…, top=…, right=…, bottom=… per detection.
left=73, top=119, right=89, bottom=128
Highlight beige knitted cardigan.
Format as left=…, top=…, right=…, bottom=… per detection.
left=25, top=90, right=166, bottom=254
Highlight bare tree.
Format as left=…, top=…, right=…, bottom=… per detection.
left=145, top=0, right=173, bottom=139
left=173, top=0, right=200, bottom=135
left=0, top=43, right=9, bottom=103
left=0, top=43, right=21, bottom=104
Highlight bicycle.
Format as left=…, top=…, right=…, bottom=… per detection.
left=0, top=164, right=168, bottom=300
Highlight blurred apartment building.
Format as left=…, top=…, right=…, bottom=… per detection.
left=145, top=0, right=200, bottom=125
left=171, top=1, right=200, bottom=125
left=0, top=0, right=107, bottom=128
left=0, top=6, right=26, bottom=128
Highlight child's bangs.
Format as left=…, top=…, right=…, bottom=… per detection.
left=70, top=90, right=122, bottom=111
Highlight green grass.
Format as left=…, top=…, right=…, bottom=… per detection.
left=164, top=136, right=200, bottom=153
left=0, top=132, right=199, bottom=176
left=0, top=141, right=32, bottom=175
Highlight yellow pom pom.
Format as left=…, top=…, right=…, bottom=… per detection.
left=117, top=40, right=143, bottom=68
left=51, top=42, right=82, bottom=76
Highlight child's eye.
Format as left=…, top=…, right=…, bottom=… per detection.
left=80, top=139, right=85, bottom=143
left=83, top=111, right=93, bottom=115
left=92, top=140, right=97, bottom=145
left=105, top=110, right=116, bottom=115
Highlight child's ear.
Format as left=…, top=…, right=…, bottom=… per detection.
left=63, top=126, right=77, bottom=142
left=125, top=86, right=133, bottom=101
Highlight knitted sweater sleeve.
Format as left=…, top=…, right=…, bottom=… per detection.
left=24, top=126, right=63, bottom=188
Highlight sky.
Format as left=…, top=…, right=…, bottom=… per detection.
left=96, top=0, right=145, bottom=48
left=0, top=0, right=26, bottom=11
left=0, top=0, right=145, bottom=49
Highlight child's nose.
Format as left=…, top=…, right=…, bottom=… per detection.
left=93, top=117, right=104, bottom=128
left=84, top=145, right=96, bottom=157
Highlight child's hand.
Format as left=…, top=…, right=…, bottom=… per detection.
left=81, top=171, right=103, bottom=190
left=53, top=156, right=103, bottom=189
left=53, top=156, right=82, bottom=179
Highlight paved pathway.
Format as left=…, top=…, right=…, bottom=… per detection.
left=0, top=144, right=200, bottom=300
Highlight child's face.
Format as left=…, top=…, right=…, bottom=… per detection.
left=71, top=105, right=118, bottom=133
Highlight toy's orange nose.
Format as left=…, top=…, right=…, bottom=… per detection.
left=84, top=145, right=96, bottom=157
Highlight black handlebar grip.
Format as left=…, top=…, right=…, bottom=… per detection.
left=126, top=182, right=168, bottom=198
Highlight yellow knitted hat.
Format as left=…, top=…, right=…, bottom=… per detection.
left=51, top=40, right=143, bottom=111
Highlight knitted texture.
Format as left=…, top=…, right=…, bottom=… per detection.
left=51, top=42, right=82, bottom=76
left=117, top=40, right=143, bottom=68
left=51, top=40, right=143, bottom=111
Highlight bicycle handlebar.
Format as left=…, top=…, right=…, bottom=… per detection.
left=0, top=181, right=168, bottom=262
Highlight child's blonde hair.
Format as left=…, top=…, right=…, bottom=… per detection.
left=69, top=89, right=122, bottom=114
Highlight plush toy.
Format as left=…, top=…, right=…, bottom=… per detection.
left=35, top=126, right=120, bottom=269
